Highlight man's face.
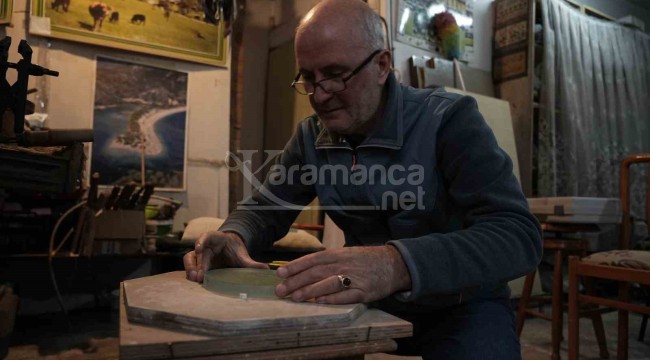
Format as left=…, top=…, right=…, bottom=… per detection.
left=295, top=32, right=384, bottom=135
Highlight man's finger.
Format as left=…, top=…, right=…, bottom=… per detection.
left=194, top=232, right=228, bottom=282
left=286, top=275, right=343, bottom=302
left=201, top=233, right=229, bottom=253
left=241, top=256, right=270, bottom=269
left=183, top=251, right=199, bottom=281
left=194, top=237, right=207, bottom=279
left=276, top=263, right=334, bottom=297
left=198, top=247, right=217, bottom=283
left=315, top=288, right=364, bottom=305
left=233, top=243, right=269, bottom=269
left=276, top=250, right=337, bottom=278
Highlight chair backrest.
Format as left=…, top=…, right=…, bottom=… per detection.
left=619, top=154, right=650, bottom=250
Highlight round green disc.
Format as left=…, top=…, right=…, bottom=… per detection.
left=202, top=268, right=282, bottom=299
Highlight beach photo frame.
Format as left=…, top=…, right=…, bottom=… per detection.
left=90, top=55, right=189, bottom=191
left=0, top=0, right=13, bottom=25
left=29, top=0, right=228, bottom=67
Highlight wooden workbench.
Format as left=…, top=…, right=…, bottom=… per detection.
left=119, top=282, right=412, bottom=359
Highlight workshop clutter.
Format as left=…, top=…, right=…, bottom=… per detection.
left=78, top=177, right=155, bottom=255
left=0, top=284, right=18, bottom=359
left=144, top=198, right=181, bottom=253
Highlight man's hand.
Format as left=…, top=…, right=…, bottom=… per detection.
left=275, top=245, right=412, bottom=304
left=183, top=231, right=268, bottom=283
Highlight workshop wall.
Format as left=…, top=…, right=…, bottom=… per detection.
left=268, top=0, right=494, bottom=86
left=383, top=0, right=494, bottom=85
left=2, top=0, right=231, bottom=225
left=574, top=0, right=650, bottom=32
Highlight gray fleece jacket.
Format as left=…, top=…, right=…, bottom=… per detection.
left=220, top=72, right=542, bottom=312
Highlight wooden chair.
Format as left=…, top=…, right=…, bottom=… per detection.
left=516, top=225, right=610, bottom=360
left=568, top=154, right=650, bottom=360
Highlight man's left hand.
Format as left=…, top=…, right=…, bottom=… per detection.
left=275, top=245, right=412, bottom=304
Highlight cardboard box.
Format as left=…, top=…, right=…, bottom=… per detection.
left=93, top=210, right=146, bottom=255
left=95, top=210, right=145, bottom=241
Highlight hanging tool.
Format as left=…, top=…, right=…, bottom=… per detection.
left=1, top=36, right=94, bottom=146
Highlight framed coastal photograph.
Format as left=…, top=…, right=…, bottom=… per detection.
left=0, top=0, right=13, bottom=24
left=29, top=0, right=228, bottom=67
left=90, top=56, right=188, bottom=191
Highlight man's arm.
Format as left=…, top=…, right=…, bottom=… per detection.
left=387, top=96, right=543, bottom=302
left=220, top=122, right=318, bottom=254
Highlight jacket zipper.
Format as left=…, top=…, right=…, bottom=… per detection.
left=315, top=142, right=360, bottom=170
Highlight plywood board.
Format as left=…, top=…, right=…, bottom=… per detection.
left=119, top=286, right=412, bottom=360
left=124, top=271, right=366, bottom=337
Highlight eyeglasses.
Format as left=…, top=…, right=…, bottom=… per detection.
left=291, top=49, right=383, bottom=96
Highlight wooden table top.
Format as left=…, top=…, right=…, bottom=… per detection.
left=119, top=277, right=412, bottom=359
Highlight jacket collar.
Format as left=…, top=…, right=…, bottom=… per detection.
left=314, top=72, right=403, bottom=150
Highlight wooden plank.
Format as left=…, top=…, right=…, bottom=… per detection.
left=528, top=197, right=621, bottom=217
left=537, top=214, right=621, bottom=224
left=578, top=294, right=650, bottom=315
left=577, top=263, right=650, bottom=285
left=124, top=271, right=366, bottom=337
left=495, top=0, right=530, bottom=27
left=120, top=288, right=181, bottom=359
left=493, top=50, right=528, bottom=82
left=540, top=223, right=600, bottom=233
left=187, top=339, right=396, bottom=360
left=120, top=279, right=412, bottom=360
left=543, top=239, right=588, bottom=251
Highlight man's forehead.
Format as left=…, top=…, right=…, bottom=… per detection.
left=296, top=48, right=361, bottom=74
left=295, top=37, right=364, bottom=69
left=296, top=17, right=364, bottom=50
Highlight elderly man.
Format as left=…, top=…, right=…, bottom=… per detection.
left=184, top=0, right=542, bottom=358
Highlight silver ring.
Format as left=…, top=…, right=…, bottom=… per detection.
left=337, top=275, right=352, bottom=289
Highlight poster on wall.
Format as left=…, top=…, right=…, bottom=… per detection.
left=29, top=0, right=228, bottom=67
left=0, top=0, right=13, bottom=24
left=91, top=56, right=188, bottom=191
left=394, top=0, right=474, bottom=62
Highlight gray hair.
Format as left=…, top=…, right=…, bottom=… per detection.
left=360, top=9, right=385, bottom=51
left=296, top=2, right=385, bottom=51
